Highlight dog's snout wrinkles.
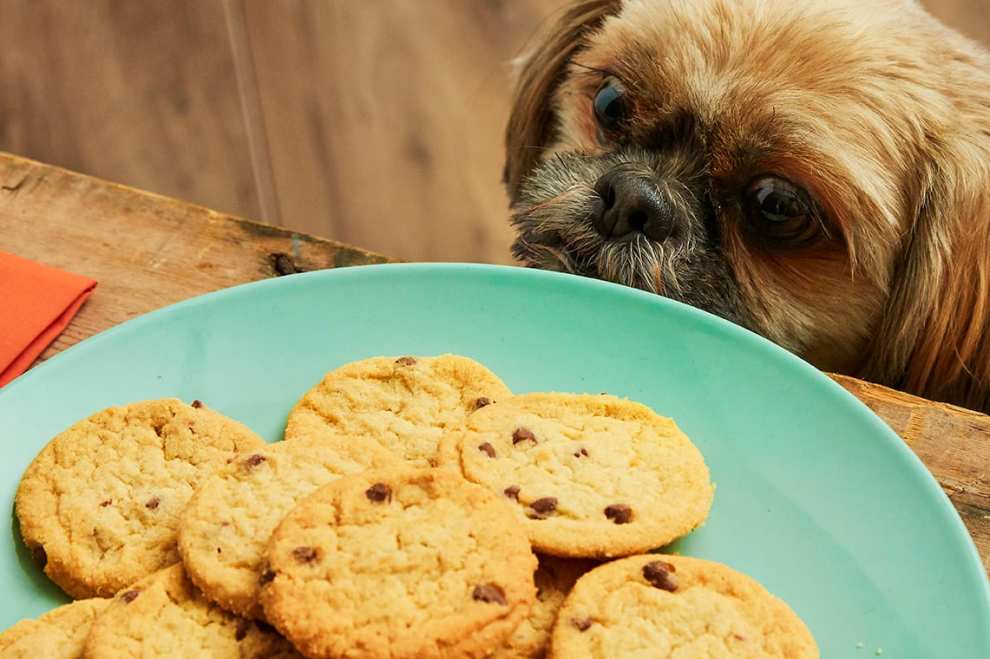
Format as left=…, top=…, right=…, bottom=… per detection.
left=592, top=170, right=674, bottom=242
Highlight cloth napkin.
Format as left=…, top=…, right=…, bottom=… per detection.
left=0, top=252, right=97, bottom=387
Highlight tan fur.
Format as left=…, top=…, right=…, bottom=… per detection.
left=504, top=0, right=990, bottom=410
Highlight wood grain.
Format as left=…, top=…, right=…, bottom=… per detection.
left=1, top=152, right=987, bottom=575
left=242, top=0, right=566, bottom=262
left=0, top=0, right=260, bottom=220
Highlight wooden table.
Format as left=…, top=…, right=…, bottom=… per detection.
left=1, top=152, right=988, bottom=576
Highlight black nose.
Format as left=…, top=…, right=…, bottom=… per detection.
left=592, top=170, right=672, bottom=241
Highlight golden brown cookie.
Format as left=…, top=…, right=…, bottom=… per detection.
left=439, top=393, right=714, bottom=558
left=490, top=556, right=596, bottom=659
left=0, top=598, right=108, bottom=659
left=15, top=399, right=266, bottom=598
left=284, top=354, right=512, bottom=466
left=550, top=554, right=818, bottom=658
left=260, top=467, right=537, bottom=659
left=178, top=440, right=398, bottom=619
left=84, top=564, right=301, bottom=658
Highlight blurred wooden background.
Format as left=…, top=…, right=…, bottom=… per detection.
left=0, top=0, right=986, bottom=263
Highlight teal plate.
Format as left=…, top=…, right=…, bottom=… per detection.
left=1, top=264, right=987, bottom=655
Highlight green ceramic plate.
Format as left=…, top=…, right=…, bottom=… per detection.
left=0, top=264, right=986, bottom=655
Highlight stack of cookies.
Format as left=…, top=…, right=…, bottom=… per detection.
left=2, top=355, right=819, bottom=658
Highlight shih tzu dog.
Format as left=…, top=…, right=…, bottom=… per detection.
left=504, top=0, right=990, bottom=411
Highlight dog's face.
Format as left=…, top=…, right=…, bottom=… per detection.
left=505, top=0, right=990, bottom=407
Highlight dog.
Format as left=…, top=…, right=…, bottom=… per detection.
left=504, top=0, right=990, bottom=411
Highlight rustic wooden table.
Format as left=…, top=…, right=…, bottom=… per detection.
left=1, top=152, right=987, bottom=576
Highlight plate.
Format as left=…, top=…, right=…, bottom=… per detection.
left=1, top=263, right=986, bottom=656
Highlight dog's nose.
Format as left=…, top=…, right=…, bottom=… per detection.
left=592, top=170, right=672, bottom=241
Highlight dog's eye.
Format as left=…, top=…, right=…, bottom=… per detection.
left=744, top=176, right=821, bottom=247
left=593, top=78, right=627, bottom=132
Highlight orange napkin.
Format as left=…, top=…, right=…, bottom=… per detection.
left=0, top=252, right=96, bottom=387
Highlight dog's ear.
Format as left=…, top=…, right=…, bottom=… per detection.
left=862, top=129, right=990, bottom=408
left=503, top=0, right=621, bottom=202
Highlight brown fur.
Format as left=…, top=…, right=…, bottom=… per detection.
left=504, top=0, right=990, bottom=411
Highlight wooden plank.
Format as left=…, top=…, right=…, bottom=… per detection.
left=0, top=0, right=262, bottom=221
left=0, top=153, right=386, bottom=362
left=242, top=0, right=567, bottom=263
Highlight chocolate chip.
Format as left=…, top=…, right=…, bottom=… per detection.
left=244, top=454, right=266, bottom=468
left=31, top=545, right=47, bottom=568
left=99, top=498, right=112, bottom=507
left=235, top=619, right=251, bottom=641
left=259, top=569, right=276, bottom=585
left=191, top=399, right=203, bottom=408
left=478, top=442, right=497, bottom=458
left=573, top=447, right=589, bottom=458
left=643, top=561, right=678, bottom=592
left=365, top=482, right=392, bottom=502
left=293, top=546, right=318, bottom=563
left=121, top=589, right=141, bottom=603
left=604, top=504, right=633, bottom=524
left=217, top=547, right=222, bottom=554
left=503, top=485, right=520, bottom=500
left=573, top=617, right=593, bottom=631
left=472, top=583, right=507, bottom=605
left=255, top=620, right=277, bottom=635
left=512, top=427, right=536, bottom=445
left=531, top=497, right=557, bottom=515
left=145, top=497, right=160, bottom=510
left=395, top=356, right=417, bottom=366
left=473, top=397, right=492, bottom=410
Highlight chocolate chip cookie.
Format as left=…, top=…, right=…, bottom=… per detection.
left=178, top=440, right=398, bottom=619
left=84, top=564, right=301, bottom=658
left=438, top=393, right=714, bottom=558
left=0, top=598, right=108, bottom=658
left=260, top=467, right=537, bottom=659
left=550, top=554, right=818, bottom=658
left=284, top=355, right=511, bottom=466
left=15, top=399, right=266, bottom=598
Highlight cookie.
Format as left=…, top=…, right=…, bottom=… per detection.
left=490, top=556, right=596, bottom=659
left=438, top=393, right=713, bottom=558
left=284, top=355, right=512, bottom=466
left=260, top=467, right=537, bottom=659
left=15, top=399, right=266, bottom=598
left=84, top=564, right=301, bottom=658
left=0, top=598, right=108, bottom=659
left=551, top=554, right=818, bottom=658
left=178, top=439, right=398, bottom=619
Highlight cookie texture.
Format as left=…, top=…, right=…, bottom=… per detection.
left=260, top=467, right=537, bottom=659
left=439, top=393, right=713, bottom=558
left=550, top=554, right=818, bottom=659
left=84, top=564, right=301, bottom=658
left=284, top=355, right=512, bottom=466
left=490, top=556, right=595, bottom=659
left=178, top=440, right=398, bottom=619
left=15, top=399, right=266, bottom=598
left=0, top=598, right=108, bottom=658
